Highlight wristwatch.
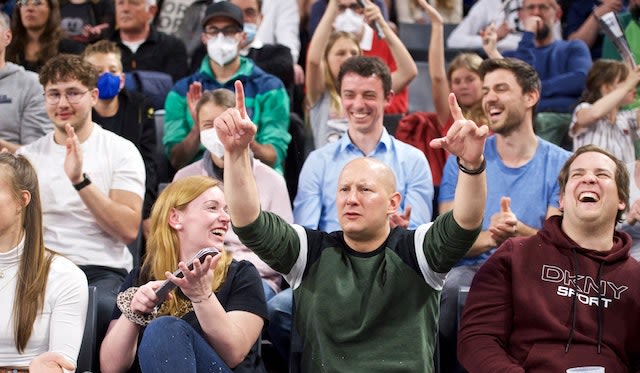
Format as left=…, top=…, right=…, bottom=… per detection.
left=73, top=173, right=91, bottom=191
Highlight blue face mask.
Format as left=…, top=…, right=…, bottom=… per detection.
left=243, top=23, right=258, bottom=44
left=97, top=72, right=121, bottom=99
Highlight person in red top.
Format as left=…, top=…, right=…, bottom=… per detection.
left=458, top=144, right=640, bottom=373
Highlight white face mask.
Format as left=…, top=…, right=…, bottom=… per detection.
left=333, top=8, right=365, bottom=34
left=200, top=128, right=225, bottom=159
left=207, top=34, right=239, bottom=66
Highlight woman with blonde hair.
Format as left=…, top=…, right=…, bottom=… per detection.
left=100, top=175, right=267, bottom=373
left=0, top=153, right=88, bottom=373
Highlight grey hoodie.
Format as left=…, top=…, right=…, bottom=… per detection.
left=0, top=62, right=52, bottom=145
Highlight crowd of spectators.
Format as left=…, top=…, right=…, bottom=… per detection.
left=3, top=0, right=640, bottom=372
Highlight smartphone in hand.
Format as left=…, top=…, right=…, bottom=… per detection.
left=355, top=0, right=384, bottom=38
left=153, top=247, right=220, bottom=306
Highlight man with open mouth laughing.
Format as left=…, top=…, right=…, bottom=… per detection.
left=459, top=145, right=640, bottom=372
left=437, top=57, right=571, bottom=372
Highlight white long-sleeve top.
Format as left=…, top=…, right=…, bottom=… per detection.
left=0, top=238, right=88, bottom=370
left=446, top=0, right=562, bottom=52
left=447, top=0, right=522, bottom=51
left=255, top=0, right=301, bottom=63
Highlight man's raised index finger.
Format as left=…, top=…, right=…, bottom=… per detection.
left=448, top=92, right=465, bottom=121
left=234, top=80, right=246, bottom=119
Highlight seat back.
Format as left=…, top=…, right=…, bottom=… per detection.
left=284, top=113, right=313, bottom=205
left=399, top=22, right=431, bottom=62
left=457, top=286, right=471, bottom=329
left=76, top=286, right=97, bottom=373
left=408, top=62, right=435, bottom=113
left=125, top=70, right=173, bottom=110
left=383, top=113, right=404, bottom=136
left=153, top=109, right=176, bottom=186
left=128, top=226, right=143, bottom=268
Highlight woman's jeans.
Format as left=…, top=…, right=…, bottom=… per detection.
left=138, top=316, right=233, bottom=373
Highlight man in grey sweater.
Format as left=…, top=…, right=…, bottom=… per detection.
left=0, top=12, right=51, bottom=153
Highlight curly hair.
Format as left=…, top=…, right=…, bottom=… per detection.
left=39, top=53, right=98, bottom=89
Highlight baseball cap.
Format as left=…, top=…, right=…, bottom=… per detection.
left=202, top=1, right=244, bottom=30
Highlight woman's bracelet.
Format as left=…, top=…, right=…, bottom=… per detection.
left=457, top=156, right=486, bottom=175
left=190, top=291, right=214, bottom=304
left=116, top=287, right=157, bottom=326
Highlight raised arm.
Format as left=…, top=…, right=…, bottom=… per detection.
left=305, top=0, right=339, bottom=107
left=567, top=0, right=623, bottom=48
left=430, top=93, right=488, bottom=230
left=169, top=82, right=203, bottom=170
left=481, top=22, right=504, bottom=59
left=217, top=81, right=261, bottom=227
left=420, top=0, right=450, bottom=126
left=364, top=0, right=417, bottom=93
left=572, top=65, right=640, bottom=135
left=63, top=124, right=143, bottom=244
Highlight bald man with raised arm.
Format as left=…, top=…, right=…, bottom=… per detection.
left=217, top=80, right=488, bottom=372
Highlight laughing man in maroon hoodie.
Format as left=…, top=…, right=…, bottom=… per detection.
left=458, top=144, right=640, bottom=372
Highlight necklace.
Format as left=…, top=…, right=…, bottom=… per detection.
left=0, top=262, right=18, bottom=279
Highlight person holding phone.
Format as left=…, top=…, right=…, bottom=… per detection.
left=99, top=175, right=268, bottom=373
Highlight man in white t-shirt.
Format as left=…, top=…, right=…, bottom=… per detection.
left=17, top=54, right=145, bottom=370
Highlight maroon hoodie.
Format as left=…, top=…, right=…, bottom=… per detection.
left=458, top=215, right=640, bottom=373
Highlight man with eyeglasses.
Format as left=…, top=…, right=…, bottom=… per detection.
left=110, top=0, right=189, bottom=82
left=189, top=0, right=296, bottom=95
left=0, top=12, right=51, bottom=153
left=16, top=54, right=145, bottom=372
left=163, top=1, right=290, bottom=174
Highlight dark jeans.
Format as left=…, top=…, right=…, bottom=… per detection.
left=80, top=265, right=127, bottom=372
left=264, top=288, right=293, bottom=361
left=138, top=316, right=233, bottom=373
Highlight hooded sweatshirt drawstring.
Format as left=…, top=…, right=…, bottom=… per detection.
left=565, top=248, right=580, bottom=353
left=565, top=249, right=606, bottom=354
left=596, top=261, right=605, bottom=354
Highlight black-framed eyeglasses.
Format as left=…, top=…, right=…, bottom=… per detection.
left=16, top=0, right=45, bottom=7
left=203, top=25, right=243, bottom=38
left=44, top=89, right=90, bottom=105
left=338, top=3, right=363, bottom=12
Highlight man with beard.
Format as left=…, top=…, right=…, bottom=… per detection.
left=436, top=58, right=571, bottom=373
left=484, top=0, right=591, bottom=114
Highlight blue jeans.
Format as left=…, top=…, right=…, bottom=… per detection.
left=138, top=316, right=233, bottom=373
left=265, top=288, right=293, bottom=361
left=262, top=279, right=276, bottom=302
